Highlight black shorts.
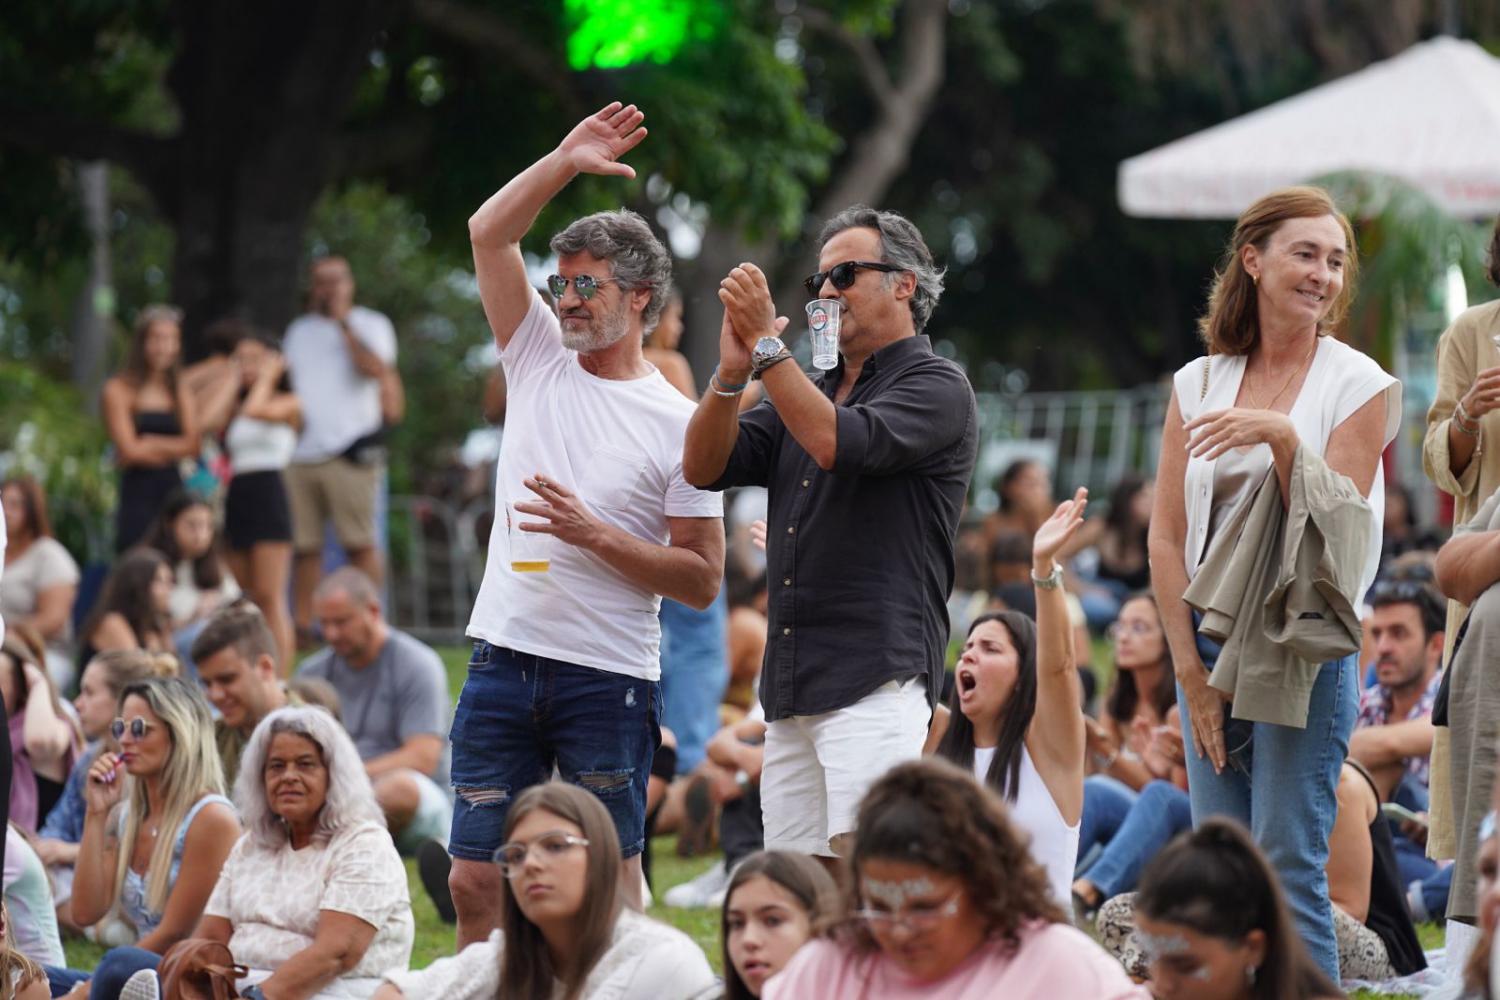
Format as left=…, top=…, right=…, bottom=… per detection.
left=225, top=470, right=292, bottom=549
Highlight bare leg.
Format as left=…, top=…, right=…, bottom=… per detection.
left=373, top=771, right=421, bottom=838
left=348, top=545, right=384, bottom=586
left=249, top=541, right=295, bottom=672
left=293, top=550, right=323, bottom=640
left=450, top=857, right=505, bottom=948
left=620, top=854, right=644, bottom=910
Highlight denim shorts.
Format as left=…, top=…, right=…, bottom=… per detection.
left=447, top=641, right=661, bottom=861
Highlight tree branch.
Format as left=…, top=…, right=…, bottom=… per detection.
left=406, top=0, right=582, bottom=114
left=799, top=7, right=896, bottom=109
left=0, top=105, right=173, bottom=184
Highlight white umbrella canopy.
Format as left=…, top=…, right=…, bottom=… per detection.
left=1118, top=36, right=1500, bottom=220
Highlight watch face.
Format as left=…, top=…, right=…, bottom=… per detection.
left=754, top=337, right=784, bottom=360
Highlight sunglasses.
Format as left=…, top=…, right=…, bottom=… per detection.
left=546, top=274, right=619, bottom=301
left=803, top=260, right=904, bottom=298
left=110, top=716, right=156, bottom=741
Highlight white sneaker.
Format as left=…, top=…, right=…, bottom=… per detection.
left=663, top=860, right=730, bottom=909
left=120, top=969, right=161, bottom=1000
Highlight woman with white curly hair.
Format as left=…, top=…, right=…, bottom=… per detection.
left=121, top=705, right=414, bottom=999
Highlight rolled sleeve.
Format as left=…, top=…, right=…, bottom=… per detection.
left=1424, top=322, right=1484, bottom=498
left=832, top=363, right=972, bottom=477
left=706, top=398, right=781, bottom=492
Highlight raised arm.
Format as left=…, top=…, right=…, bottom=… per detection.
left=1027, top=487, right=1088, bottom=826
left=469, top=102, right=646, bottom=351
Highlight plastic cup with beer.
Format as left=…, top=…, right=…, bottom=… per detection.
left=806, top=299, right=841, bottom=371
left=507, top=500, right=552, bottom=573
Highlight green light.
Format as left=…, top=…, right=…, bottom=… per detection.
left=564, top=0, right=720, bottom=71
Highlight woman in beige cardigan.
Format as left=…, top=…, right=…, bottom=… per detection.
left=1420, top=214, right=1500, bottom=892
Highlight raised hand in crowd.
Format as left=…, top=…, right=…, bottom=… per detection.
left=556, top=101, right=648, bottom=178
left=1033, top=486, right=1090, bottom=568
left=749, top=518, right=767, bottom=551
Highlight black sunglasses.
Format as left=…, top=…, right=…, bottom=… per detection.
left=546, top=273, right=620, bottom=301
left=803, top=260, right=904, bottom=298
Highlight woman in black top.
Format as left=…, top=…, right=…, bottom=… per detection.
left=102, top=306, right=200, bottom=552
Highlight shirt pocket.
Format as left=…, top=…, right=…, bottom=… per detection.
left=579, top=445, right=649, bottom=512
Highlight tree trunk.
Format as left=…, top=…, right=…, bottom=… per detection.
left=155, top=0, right=400, bottom=357
left=68, top=161, right=112, bottom=408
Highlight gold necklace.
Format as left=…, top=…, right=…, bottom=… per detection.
left=1243, top=339, right=1317, bottom=411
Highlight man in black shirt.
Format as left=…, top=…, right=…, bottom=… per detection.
left=684, top=206, right=978, bottom=859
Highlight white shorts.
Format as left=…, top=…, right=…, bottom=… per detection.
left=760, top=678, right=930, bottom=857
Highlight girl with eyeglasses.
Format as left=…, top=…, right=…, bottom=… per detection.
left=45, top=676, right=240, bottom=999
left=374, top=782, right=715, bottom=1000
left=721, top=851, right=841, bottom=999
left=765, top=757, right=1146, bottom=998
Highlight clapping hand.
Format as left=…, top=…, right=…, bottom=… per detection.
left=1460, top=366, right=1500, bottom=420
left=1032, top=487, right=1088, bottom=569
left=557, top=102, right=648, bottom=179
left=719, top=263, right=783, bottom=350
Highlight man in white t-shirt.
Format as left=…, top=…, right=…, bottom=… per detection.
left=447, top=102, right=725, bottom=944
left=283, top=255, right=398, bottom=641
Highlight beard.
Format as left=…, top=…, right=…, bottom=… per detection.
left=560, top=297, right=631, bottom=353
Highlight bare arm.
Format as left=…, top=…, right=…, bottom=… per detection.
left=364, top=734, right=443, bottom=780
left=1348, top=718, right=1435, bottom=771
left=241, top=357, right=302, bottom=427
left=470, top=102, right=646, bottom=351
left=1326, top=764, right=1375, bottom=923
left=193, top=914, right=234, bottom=945
left=90, top=612, right=141, bottom=653
left=193, top=361, right=243, bottom=436
left=518, top=475, right=724, bottom=609
left=1436, top=528, right=1500, bottom=607
left=1026, top=489, right=1088, bottom=826
left=25, top=583, right=77, bottom=643
left=257, top=910, right=380, bottom=1000
left=20, top=661, right=75, bottom=768
left=101, top=380, right=185, bottom=466
left=337, top=320, right=388, bottom=380
left=134, top=803, right=241, bottom=954
left=682, top=311, right=765, bottom=487
left=71, top=760, right=126, bottom=928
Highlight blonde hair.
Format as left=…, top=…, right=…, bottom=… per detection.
left=1198, top=185, right=1359, bottom=356
left=0, top=900, right=44, bottom=996
left=112, top=677, right=224, bottom=915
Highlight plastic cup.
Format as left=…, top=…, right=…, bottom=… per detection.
left=506, top=500, right=552, bottom=573
left=806, top=299, right=841, bottom=371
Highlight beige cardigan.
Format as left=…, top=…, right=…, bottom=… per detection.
left=1421, top=298, right=1500, bottom=858
left=1184, top=446, right=1370, bottom=727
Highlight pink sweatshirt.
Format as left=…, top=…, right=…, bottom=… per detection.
left=763, top=922, right=1151, bottom=999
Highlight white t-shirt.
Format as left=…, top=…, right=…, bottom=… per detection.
left=466, top=290, right=722, bottom=680
left=226, top=415, right=298, bottom=474
left=284, top=307, right=397, bottom=463
left=1174, top=336, right=1401, bottom=598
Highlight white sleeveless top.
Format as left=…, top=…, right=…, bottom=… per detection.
left=1173, top=336, right=1401, bottom=598
left=226, top=414, right=297, bottom=475
left=974, top=744, right=1079, bottom=914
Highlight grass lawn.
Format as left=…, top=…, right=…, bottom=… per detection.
left=61, top=645, right=1442, bottom=998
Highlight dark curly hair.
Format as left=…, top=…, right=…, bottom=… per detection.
left=83, top=547, right=171, bottom=651
left=831, top=757, right=1066, bottom=959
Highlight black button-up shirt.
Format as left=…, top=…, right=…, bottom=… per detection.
left=708, top=334, right=978, bottom=722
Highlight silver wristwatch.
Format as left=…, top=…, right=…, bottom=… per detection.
left=1031, top=561, right=1064, bottom=590
left=751, top=336, right=794, bottom=380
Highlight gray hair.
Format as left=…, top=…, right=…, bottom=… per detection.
left=818, top=206, right=945, bottom=333
left=313, top=565, right=381, bottom=611
left=235, top=706, right=383, bottom=850
left=550, top=210, right=673, bottom=334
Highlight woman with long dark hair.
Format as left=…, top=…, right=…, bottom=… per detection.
left=80, top=548, right=174, bottom=663
left=102, top=306, right=201, bottom=553
left=1127, top=820, right=1342, bottom=1000
left=374, top=782, right=715, bottom=1000
left=935, top=488, right=1089, bottom=908
left=764, top=757, right=1146, bottom=997
left=142, top=491, right=238, bottom=638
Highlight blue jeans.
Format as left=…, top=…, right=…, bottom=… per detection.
left=1076, top=775, right=1138, bottom=872
left=447, top=642, right=662, bottom=861
left=658, top=591, right=728, bottom=774
left=1179, top=654, right=1359, bottom=983
left=45, top=946, right=160, bottom=999
left=1081, top=780, right=1193, bottom=897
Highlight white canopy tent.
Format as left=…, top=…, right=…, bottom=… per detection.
left=1118, top=36, right=1500, bottom=220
